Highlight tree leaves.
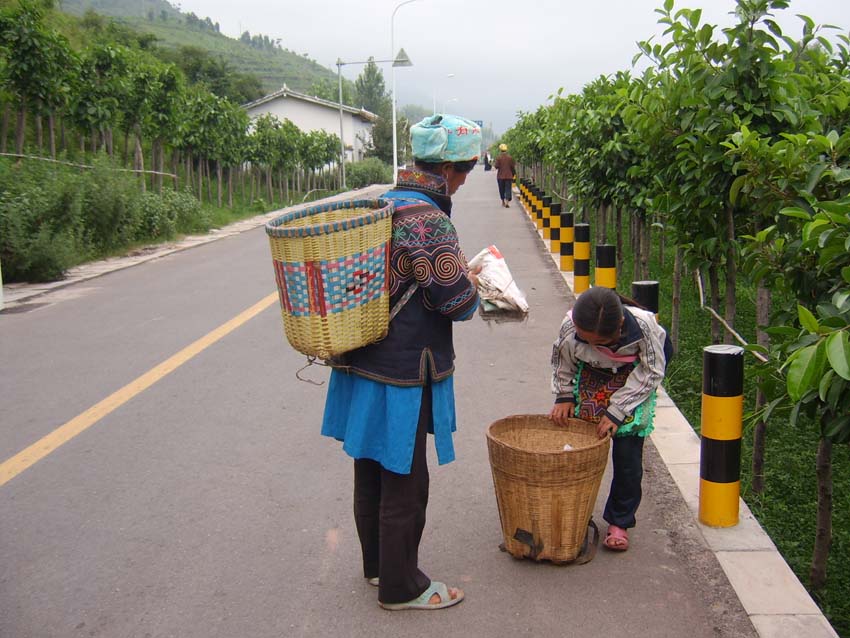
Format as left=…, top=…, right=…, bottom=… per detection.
left=787, top=342, right=827, bottom=402
left=826, top=332, right=850, bottom=380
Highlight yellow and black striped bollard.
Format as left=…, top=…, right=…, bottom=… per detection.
left=549, top=203, right=562, bottom=254
left=699, top=344, right=744, bottom=527
left=595, top=244, right=616, bottom=289
left=560, top=210, right=574, bottom=272
left=573, top=223, right=590, bottom=294
left=538, top=196, right=551, bottom=231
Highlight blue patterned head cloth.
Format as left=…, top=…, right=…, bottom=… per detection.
left=410, top=114, right=482, bottom=163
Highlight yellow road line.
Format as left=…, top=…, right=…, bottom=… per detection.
left=0, top=292, right=279, bottom=487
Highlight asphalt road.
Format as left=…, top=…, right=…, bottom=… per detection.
left=0, top=167, right=758, bottom=638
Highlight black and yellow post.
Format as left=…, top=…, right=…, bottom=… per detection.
left=538, top=196, right=551, bottom=231
left=529, top=186, right=540, bottom=219
left=595, top=244, right=616, bottom=289
left=560, top=210, right=574, bottom=272
left=542, top=197, right=553, bottom=238
left=632, top=280, right=660, bottom=314
left=573, top=223, right=591, bottom=294
left=699, top=344, right=744, bottom=527
left=549, top=203, right=563, bottom=253
left=533, top=190, right=544, bottom=226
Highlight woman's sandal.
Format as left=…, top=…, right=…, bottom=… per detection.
left=366, top=577, right=379, bottom=587
left=379, top=581, right=464, bottom=611
left=604, top=525, right=629, bottom=551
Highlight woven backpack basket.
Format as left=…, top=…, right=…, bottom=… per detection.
left=487, top=415, right=610, bottom=564
left=265, top=198, right=394, bottom=360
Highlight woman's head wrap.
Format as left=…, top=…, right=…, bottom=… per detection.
left=410, top=114, right=481, bottom=163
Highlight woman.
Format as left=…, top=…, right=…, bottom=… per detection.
left=322, top=114, right=481, bottom=610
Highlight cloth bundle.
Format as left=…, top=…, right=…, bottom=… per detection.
left=468, top=245, right=529, bottom=314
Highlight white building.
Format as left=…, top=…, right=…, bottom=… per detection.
left=242, top=85, right=377, bottom=162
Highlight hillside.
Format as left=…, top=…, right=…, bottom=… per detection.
left=58, top=0, right=338, bottom=94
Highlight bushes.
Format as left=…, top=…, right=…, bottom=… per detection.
left=0, top=158, right=211, bottom=283
left=345, top=157, right=392, bottom=189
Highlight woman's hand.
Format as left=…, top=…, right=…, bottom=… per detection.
left=550, top=402, right=575, bottom=427
left=468, top=265, right=482, bottom=289
left=596, top=415, right=619, bottom=439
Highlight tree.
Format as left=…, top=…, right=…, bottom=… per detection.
left=354, top=58, right=389, bottom=114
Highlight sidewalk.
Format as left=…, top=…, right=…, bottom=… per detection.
left=1, top=182, right=839, bottom=638
left=512, top=185, right=838, bottom=638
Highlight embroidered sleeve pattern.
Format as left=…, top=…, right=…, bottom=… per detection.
left=391, top=209, right=478, bottom=320
left=551, top=314, right=578, bottom=398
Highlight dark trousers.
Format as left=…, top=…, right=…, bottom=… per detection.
left=497, top=178, right=513, bottom=201
left=602, top=435, right=645, bottom=529
left=353, top=384, right=431, bottom=604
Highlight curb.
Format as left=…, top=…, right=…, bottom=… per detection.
left=0, top=185, right=390, bottom=311
left=511, top=191, right=839, bottom=638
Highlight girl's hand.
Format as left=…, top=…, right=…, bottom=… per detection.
left=597, top=415, right=619, bottom=439
left=550, top=402, right=575, bottom=427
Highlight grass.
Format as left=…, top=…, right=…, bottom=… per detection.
left=604, top=229, right=850, bottom=637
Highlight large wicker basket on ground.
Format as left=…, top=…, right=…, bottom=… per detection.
left=486, top=415, right=610, bottom=564
left=265, top=199, right=394, bottom=360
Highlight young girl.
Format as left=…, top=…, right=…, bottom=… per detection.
left=549, top=286, right=672, bottom=551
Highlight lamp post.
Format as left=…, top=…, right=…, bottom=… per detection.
left=336, top=50, right=412, bottom=191
left=391, top=0, right=419, bottom=185
left=432, top=73, right=455, bottom=114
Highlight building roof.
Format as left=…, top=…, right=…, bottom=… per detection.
left=242, top=84, right=379, bottom=123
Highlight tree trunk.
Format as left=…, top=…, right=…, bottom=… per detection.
left=157, top=140, right=164, bottom=193
left=47, top=112, right=56, bottom=158
left=15, top=106, right=26, bottom=156
left=641, top=215, right=651, bottom=280
left=227, top=167, right=233, bottom=208
left=134, top=132, right=146, bottom=193
left=708, top=263, right=722, bottom=344
left=122, top=128, right=130, bottom=166
left=217, top=161, right=223, bottom=207
left=724, top=206, right=737, bottom=344
left=671, top=247, right=683, bottom=354
left=35, top=113, right=43, bottom=150
left=197, top=156, right=204, bottom=203
left=810, top=436, right=833, bottom=591
left=171, top=150, right=179, bottom=190
left=0, top=103, right=9, bottom=154
left=266, top=167, right=273, bottom=202
left=59, top=116, right=66, bottom=153
left=206, top=160, right=213, bottom=202
left=751, top=282, right=772, bottom=495
left=616, top=207, right=624, bottom=276
left=658, top=218, right=665, bottom=269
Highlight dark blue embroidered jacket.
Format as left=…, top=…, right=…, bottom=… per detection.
left=337, top=170, right=479, bottom=386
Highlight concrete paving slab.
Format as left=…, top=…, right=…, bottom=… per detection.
left=717, top=550, right=824, bottom=615
left=751, top=614, right=840, bottom=638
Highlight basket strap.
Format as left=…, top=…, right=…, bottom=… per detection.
left=573, top=518, right=600, bottom=565
left=388, top=283, right=419, bottom=322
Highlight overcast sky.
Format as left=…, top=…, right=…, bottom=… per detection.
left=171, top=0, right=850, bottom=133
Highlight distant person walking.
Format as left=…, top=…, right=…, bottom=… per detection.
left=493, top=143, right=515, bottom=208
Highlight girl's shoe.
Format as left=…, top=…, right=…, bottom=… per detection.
left=604, top=524, right=629, bottom=551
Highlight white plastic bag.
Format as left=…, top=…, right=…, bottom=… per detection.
left=468, top=245, right=529, bottom=313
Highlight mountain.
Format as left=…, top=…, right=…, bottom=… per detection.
left=58, top=0, right=338, bottom=95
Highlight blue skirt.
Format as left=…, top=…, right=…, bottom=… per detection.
left=321, top=370, right=457, bottom=474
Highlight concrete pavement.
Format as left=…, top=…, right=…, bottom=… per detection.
left=0, top=169, right=838, bottom=637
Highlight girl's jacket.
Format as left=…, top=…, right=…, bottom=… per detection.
left=551, top=306, right=671, bottom=426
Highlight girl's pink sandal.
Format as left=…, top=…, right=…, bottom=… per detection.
left=604, top=525, right=629, bottom=551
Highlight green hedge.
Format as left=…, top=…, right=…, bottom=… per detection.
left=0, top=157, right=206, bottom=283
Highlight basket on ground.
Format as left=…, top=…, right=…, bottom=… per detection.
left=486, top=415, right=610, bottom=564
left=265, top=199, right=394, bottom=360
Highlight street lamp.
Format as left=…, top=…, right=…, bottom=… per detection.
left=432, top=73, right=455, bottom=114
left=336, top=49, right=412, bottom=190
left=391, top=0, right=419, bottom=185
left=442, top=97, right=459, bottom=113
